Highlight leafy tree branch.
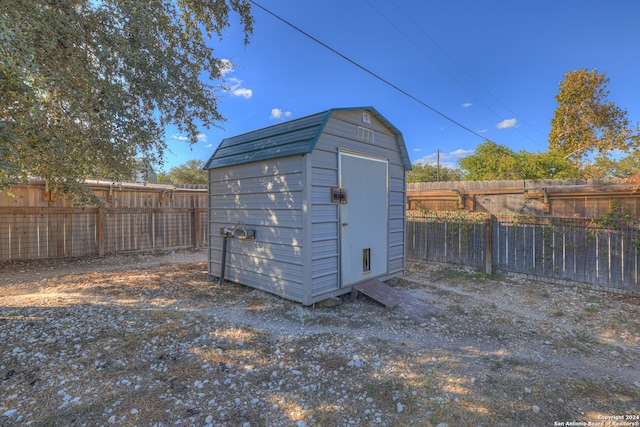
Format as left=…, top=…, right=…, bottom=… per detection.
left=1, top=0, right=252, bottom=201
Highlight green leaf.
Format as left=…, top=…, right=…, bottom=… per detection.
left=0, top=0, right=253, bottom=198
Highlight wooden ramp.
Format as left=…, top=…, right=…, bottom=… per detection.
left=351, top=279, right=442, bottom=322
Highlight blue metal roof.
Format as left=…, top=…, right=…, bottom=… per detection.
left=203, top=107, right=412, bottom=170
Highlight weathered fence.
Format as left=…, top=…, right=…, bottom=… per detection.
left=0, top=207, right=208, bottom=261
left=407, top=211, right=640, bottom=296
left=406, top=211, right=489, bottom=271
left=407, top=179, right=640, bottom=218
left=0, top=180, right=208, bottom=262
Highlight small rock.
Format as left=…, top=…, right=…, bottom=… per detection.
left=436, top=423, right=449, bottom=427
left=532, top=405, right=541, bottom=413
left=108, top=415, right=116, bottom=423
left=295, top=421, right=307, bottom=427
left=347, top=355, right=362, bottom=368
left=2, top=409, right=17, bottom=417
left=396, top=402, right=404, bottom=413
left=130, top=408, right=139, bottom=414
left=524, top=387, right=531, bottom=394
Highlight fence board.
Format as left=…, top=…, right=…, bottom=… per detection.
left=407, top=211, right=640, bottom=296
left=0, top=207, right=207, bottom=262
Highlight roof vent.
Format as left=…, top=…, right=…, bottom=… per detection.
left=357, top=126, right=374, bottom=143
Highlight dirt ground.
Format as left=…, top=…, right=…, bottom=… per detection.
left=0, top=250, right=639, bottom=427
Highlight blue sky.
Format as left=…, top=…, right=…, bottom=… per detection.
left=161, top=0, right=640, bottom=172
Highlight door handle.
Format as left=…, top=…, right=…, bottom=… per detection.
left=342, top=223, right=348, bottom=226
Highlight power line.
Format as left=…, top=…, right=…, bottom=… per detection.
left=386, top=0, right=548, bottom=142
left=247, top=0, right=488, bottom=141
left=365, top=0, right=508, bottom=119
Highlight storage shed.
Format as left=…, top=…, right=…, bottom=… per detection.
left=204, top=107, right=412, bottom=305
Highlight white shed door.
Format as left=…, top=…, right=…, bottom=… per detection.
left=339, top=152, right=388, bottom=287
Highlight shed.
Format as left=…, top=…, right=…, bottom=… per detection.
left=204, top=107, right=412, bottom=305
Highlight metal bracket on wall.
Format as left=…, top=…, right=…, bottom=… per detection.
left=331, top=187, right=348, bottom=204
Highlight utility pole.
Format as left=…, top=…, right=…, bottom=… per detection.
left=436, top=149, right=441, bottom=182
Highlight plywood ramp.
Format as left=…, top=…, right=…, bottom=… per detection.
left=351, top=279, right=442, bottom=322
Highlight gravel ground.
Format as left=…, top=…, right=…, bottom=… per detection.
left=0, top=250, right=639, bottom=427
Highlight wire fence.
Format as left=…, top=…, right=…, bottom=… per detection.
left=0, top=207, right=208, bottom=262
left=4, top=204, right=639, bottom=296
left=407, top=211, right=640, bottom=296
left=406, top=211, right=488, bottom=270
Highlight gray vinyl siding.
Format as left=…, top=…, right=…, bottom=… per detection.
left=206, top=107, right=409, bottom=305
left=311, top=110, right=407, bottom=281
left=309, top=144, right=340, bottom=298
left=208, top=155, right=306, bottom=302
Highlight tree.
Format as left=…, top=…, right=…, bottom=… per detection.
left=407, top=163, right=463, bottom=183
left=160, top=159, right=208, bottom=185
left=157, top=172, right=173, bottom=185
left=458, top=140, right=579, bottom=181
left=614, top=152, right=640, bottom=178
left=509, top=149, right=580, bottom=180
left=0, top=0, right=252, bottom=201
left=458, top=141, right=520, bottom=181
left=585, top=151, right=640, bottom=179
left=549, top=69, right=638, bottom=165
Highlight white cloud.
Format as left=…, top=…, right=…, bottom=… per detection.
left=412, top=148, right=422, bottom=152
left=438, top=161, right=459, bottom=169
left=448, top=148, right=474, bottom=158
left=226, top=77, right=241, bottom=89
left=170, top=133, right=207, bottom=143
left=270, top=108, right=292, bottom=120
left=225, top=76, right=253, bottom=99
left=232, top=88, right=253, bottom=99
left=414, top=153, right=437, bottom=165
left=205, top=143, right=213, bottom=148
left=462, top=103, right=473, bottom=108
left=496, top=118, right=517, bottom=129
left=414, top=149, right=474, bottom=167
left=219, top=59, right=234, bottom=77
left=170, top=134, right=190, bottom=142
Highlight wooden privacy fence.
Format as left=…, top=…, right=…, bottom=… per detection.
left=406, top=211, right=640, bottom=296
left=0, top=206, right=207, bottom=262
left=407, top=179, right=640, bottom=218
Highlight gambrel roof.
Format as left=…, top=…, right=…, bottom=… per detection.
left=203, top=107, right=411, bottom=170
